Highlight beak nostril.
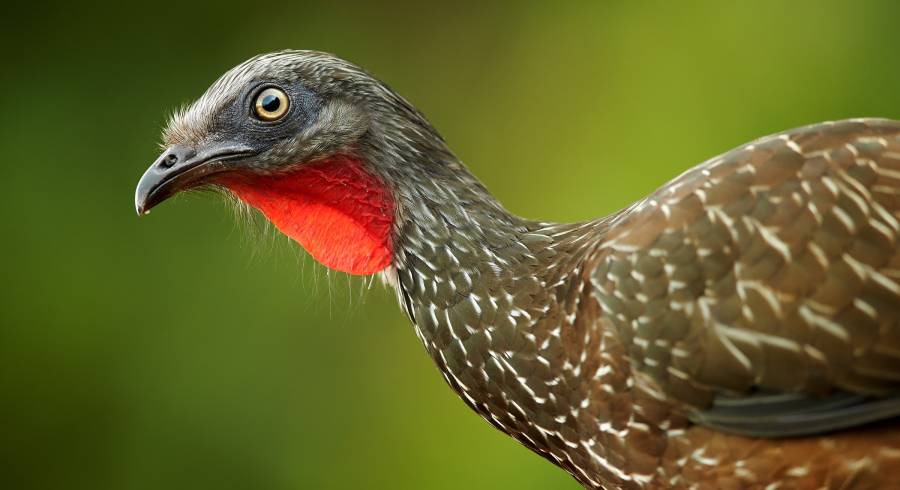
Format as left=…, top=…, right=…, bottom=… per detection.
left=160, top=153, right=179, bottom=169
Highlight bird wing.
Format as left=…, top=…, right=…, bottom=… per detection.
left=590, top=118, right=900, bottom=435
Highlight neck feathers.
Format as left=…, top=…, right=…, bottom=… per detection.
left=388, top=169, right=648, bottom=487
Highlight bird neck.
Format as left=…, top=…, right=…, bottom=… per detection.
left=379, top=149, right=676, bottom=488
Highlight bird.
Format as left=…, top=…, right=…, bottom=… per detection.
left=135, top=50, right=900, bottom=489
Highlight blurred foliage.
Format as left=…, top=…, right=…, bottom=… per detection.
left=2, top=1, right=900, bottom=489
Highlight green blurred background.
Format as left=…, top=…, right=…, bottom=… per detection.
left=2, top=1, right=900, bottom=489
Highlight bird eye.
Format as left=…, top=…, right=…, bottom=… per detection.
left=253, top=87, right=289, bottom=121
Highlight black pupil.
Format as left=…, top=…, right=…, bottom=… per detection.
left=261, top=94, right=281, bottom=113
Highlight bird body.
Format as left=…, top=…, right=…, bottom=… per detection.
left=136, top=51, right=900, bottom=489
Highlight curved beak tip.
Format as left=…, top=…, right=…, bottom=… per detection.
left=133, top=144, right=190, bottom=218
left=135, top=188, right=146, bottom=216
left=134, top=167, right=159, bottom=217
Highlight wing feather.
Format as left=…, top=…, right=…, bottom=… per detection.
left=591, top=119, right=900, bottom=435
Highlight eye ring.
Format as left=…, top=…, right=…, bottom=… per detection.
left=253, top=87, right=290, bottom=121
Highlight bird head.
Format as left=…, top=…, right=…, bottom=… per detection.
left=135, top=50, right=458, bottom=275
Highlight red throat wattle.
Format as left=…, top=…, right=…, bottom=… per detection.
left=222, top=156, right=395, bottom=275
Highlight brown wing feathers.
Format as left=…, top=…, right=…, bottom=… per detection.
left=592, top=119, right=900, bottom=435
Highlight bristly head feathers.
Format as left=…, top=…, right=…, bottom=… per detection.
left=161, top=50, right=447, bottom=176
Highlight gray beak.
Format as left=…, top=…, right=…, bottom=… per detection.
left=134, top=143, right=253, bottom=215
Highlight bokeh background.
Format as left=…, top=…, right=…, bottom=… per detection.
left=3, top=1, right=900, bottom=489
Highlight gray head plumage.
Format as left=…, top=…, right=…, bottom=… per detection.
left=161, top=50, right=447, bottom=177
